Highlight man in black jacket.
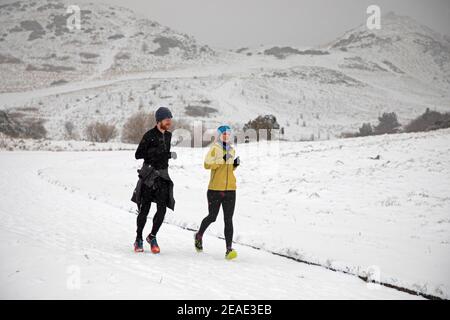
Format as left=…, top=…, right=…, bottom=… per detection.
left=134, top=106, right=177, bottom=253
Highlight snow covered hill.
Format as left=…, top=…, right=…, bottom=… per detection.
left=329, top=12, right=450, bottom=89
left=1, top=4, right=449, bottom=141
left=0, top=0, right=215, bottom=92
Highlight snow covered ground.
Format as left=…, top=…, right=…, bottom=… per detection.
left=1, top=129, right=449, bottom=299
left=1, top=0, right=449, bottom=300
left=0, top=151, right=419, bottom=300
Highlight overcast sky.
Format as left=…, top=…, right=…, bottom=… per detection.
left=73, top=0, right=450, bottom=48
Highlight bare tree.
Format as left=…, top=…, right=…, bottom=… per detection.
left=121, top=112, right=155, bottom=144
left=85, top=122, right=117, bottom=142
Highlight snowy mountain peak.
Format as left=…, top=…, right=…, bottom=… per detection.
left=331, top=11, right=448, bottom=50
left=330, top=11, right=450, bottom=87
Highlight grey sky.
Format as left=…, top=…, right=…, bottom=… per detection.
left=75, top=0, right=450, bottom=48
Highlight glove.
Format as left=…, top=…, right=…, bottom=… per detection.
left=169, top=151, right=177, bottom=160
left=223, top=153, right=233, bottom=162
left=233, top=156, right=240, bottom=168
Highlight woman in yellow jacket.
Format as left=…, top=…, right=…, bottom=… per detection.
left=195, top=125, right=240, bottom=260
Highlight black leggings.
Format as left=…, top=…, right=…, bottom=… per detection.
left=136, top=200, right=167, bottom=240
left=198, top=190, right=236, bottom=249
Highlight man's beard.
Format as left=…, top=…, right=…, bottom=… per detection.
left=159, top=122, right=171, bottom=131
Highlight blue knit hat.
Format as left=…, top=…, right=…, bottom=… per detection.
left=155, top=106, right=173, bottom=122
left=217, top=125, right=231, bottom=134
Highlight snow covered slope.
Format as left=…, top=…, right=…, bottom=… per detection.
left=0, top=0, right=215, bottom=92
left=16, top=128, right=450, bottom=299
left=0, top=150, right=420, bottom=299
left=1, top=56, right=449, bottom=142
left=1, top=4, right=449, bottom=140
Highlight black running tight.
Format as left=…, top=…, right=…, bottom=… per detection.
left=136, top=200, right=167, bottom=240
left=198, top=190, right=236, bottom=249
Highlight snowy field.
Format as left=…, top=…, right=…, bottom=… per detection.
left=0, top=152, right=415, bottom=300
left=1, top=129, right=449, bottom=299
left=1, top=0, right=450, bottom=301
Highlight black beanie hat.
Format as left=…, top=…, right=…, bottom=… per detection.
left=155, top=106, right=173, bottom=122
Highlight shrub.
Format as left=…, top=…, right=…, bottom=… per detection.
left=0, top=110, right=47, bottom=139
left=359, top=122, right=373, bottom=136
left=85, top=121, right=117, bottom=142
left=0, top=132, right=8, bottom=149
left=404, top=108, right=450, bottom=133
left=340, top=131, right=359, bottom=138
left=243, top=114, right=280, bottom=140
left=64, top=121, right=77, bottom=140
left=24, top=119, right=47, bottom=139
left=0, top=110, right=21, bottom=137
left=374, top=112, right=401, bottom=135
left=121, top=112, right=155, bottom=144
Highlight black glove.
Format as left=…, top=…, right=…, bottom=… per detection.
left=223, top=153, right=233, bottom=162
left=169, top=151, right=177, bottom=160
left=233, top=156, right=240, bottom=168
